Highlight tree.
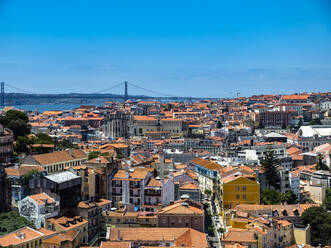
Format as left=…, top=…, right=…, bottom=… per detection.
left=0, top=211, right=35, bottom=235
left=261, top=190, right=298, bottom=205
left=301, top=206, right=331, bottom=246
left=88, top=151, right=101, bottom=160
left=323, top=188, right=331, bottom=211
left=261, top=151, right=281, bottom=190
left=283, top=190, right=298, bottom=204
left=0, top=110, right=31, bottom=139
left=35, top=133, right=53, bottom=144
left=261, top=190, right=283, bottom=205
left=14, top=135, right=34, bottom=154
left=315, top=154, right=329, bottom=171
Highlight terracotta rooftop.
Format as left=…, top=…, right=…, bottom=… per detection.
left=190, top=157, right=222, bottom=171
left=159, top=199, right=204, bottom=215
left=109, top=228, right=207, bottom=248
left=31, top=149, right=87, bottom=165
left=0, top=227, right=44, bottom=247
left=29, top=193, right=56, bottom=206
left=5, top=165, right=45, bottom=176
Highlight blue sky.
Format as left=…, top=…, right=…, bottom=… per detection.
left=0, top=0, right=330, bottom=97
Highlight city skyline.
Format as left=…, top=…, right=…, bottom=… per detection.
left=0, top=0, right=331, bottom=97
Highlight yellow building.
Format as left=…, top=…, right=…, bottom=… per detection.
left=0, top=226, right=44, bottom=248
left=222, top=176, right=260, bottom=209
left=46, top=216, right=88, bottom=245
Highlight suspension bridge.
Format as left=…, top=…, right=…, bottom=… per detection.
left=0, top=81, right=212, bottom=108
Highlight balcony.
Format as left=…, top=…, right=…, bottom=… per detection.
left=112, top=191, right=122, bottom=196
left=145, top=191, right=161, bottom=196
left=112, top=183, right=122, bottom=188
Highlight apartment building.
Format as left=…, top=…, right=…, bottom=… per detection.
left=23, top=149, right=87, bottom=174
left=0, top=227, right=44, bottom=248
left=6, top=165, right=46, bottom=205
left=157, top=198, right=205, bottom=232
left=259, top=111, right=291, bottom=128
left=143, top=177, right=174, bottom=211
left=108, top=227, right=208, bottom=247
left=29, top=171, right=82, bottom=209
left=46, top=215, right=88, bottom=245
left=110, top=167, right=153, bottom=206
left=18, top=193, right=60, bottom=229
left=0, top=124, right=13, bottom=164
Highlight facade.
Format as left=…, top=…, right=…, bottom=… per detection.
left=103, top=111, right=131, bottom=139
left=0, top=226, right=44, bottom=248
left=179, top=182, right=201, bottom=202
left=23, top=149, right=88, bottom=174
left=296, top=125, right=331, bottom=152
left=5, top=165, right=46, bottom=206
left=0, top=124, right=14, bottom=165
left=46, top=215, right=88, bottom=245
left=75, top=199, right=111, bottom=242
left=42, top=229, right=80, bottom=248
left=18, top=193, right=60, bottom=229
left=259, top=111, right=291, bottom=128
left=0, top=163, right=11, bottom=213
left=143, top=177, right=175, bottom=211
left=222, top=176, right=260, bottom=209
left=131, top=115, right=184, bottom=137
left=157, top=198, right=205, bottom=232
left=29, top=171, right=82, bottom=209
left=110, top=167, right=153, bottom=206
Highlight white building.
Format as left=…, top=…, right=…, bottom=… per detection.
left=18, top=192, right=60, bottom=229
left=289, top=172, right=300, bottom=199
left=296, top=125, right=331, bottom=152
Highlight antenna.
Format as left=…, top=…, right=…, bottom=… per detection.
left=124, top=81, right=128, bottom=102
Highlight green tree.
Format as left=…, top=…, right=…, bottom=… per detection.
left=88, top=151, right=101, bottom=160
left=14, top=135, right=34, bottom=154
left=0, top=211, right=35, bottom=235
left=315, top=154, right=329, bottom=171
left=283, top=190, right=298, bottom=204
left=323, top=188, right=331, bottom=211
left=261, top=151, right=281, bottom=190
left=301, top=206, right=331, bottom=246
left=261, top=190, right=283, bottom=205
left=0, top=110, right=31, bottom=139
left=35, top=133, right=53, bottom=144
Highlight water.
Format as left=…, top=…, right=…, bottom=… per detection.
left=13, top=104, right=96, bottom=112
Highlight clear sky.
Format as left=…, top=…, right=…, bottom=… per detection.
left=0, top=0, right=330, bottom=97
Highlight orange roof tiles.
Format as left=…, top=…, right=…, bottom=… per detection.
left=0, top=227, right=44, bottom=247
left=29, top=193, right=55, bottom=206
left=109, top=228, right=207, bottom=248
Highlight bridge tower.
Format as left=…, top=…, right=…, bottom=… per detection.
left=124, top=81, right=128, bottom=102
left=1, top=82, right=4, bottom=108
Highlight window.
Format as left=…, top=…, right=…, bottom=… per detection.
left=242, top=186, right=246, bottom=191
left=236, top=194, right=240, bottom=199
left=243, top=194, right=246, bottom=199
left=236, top=186, right=240, bottom=191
